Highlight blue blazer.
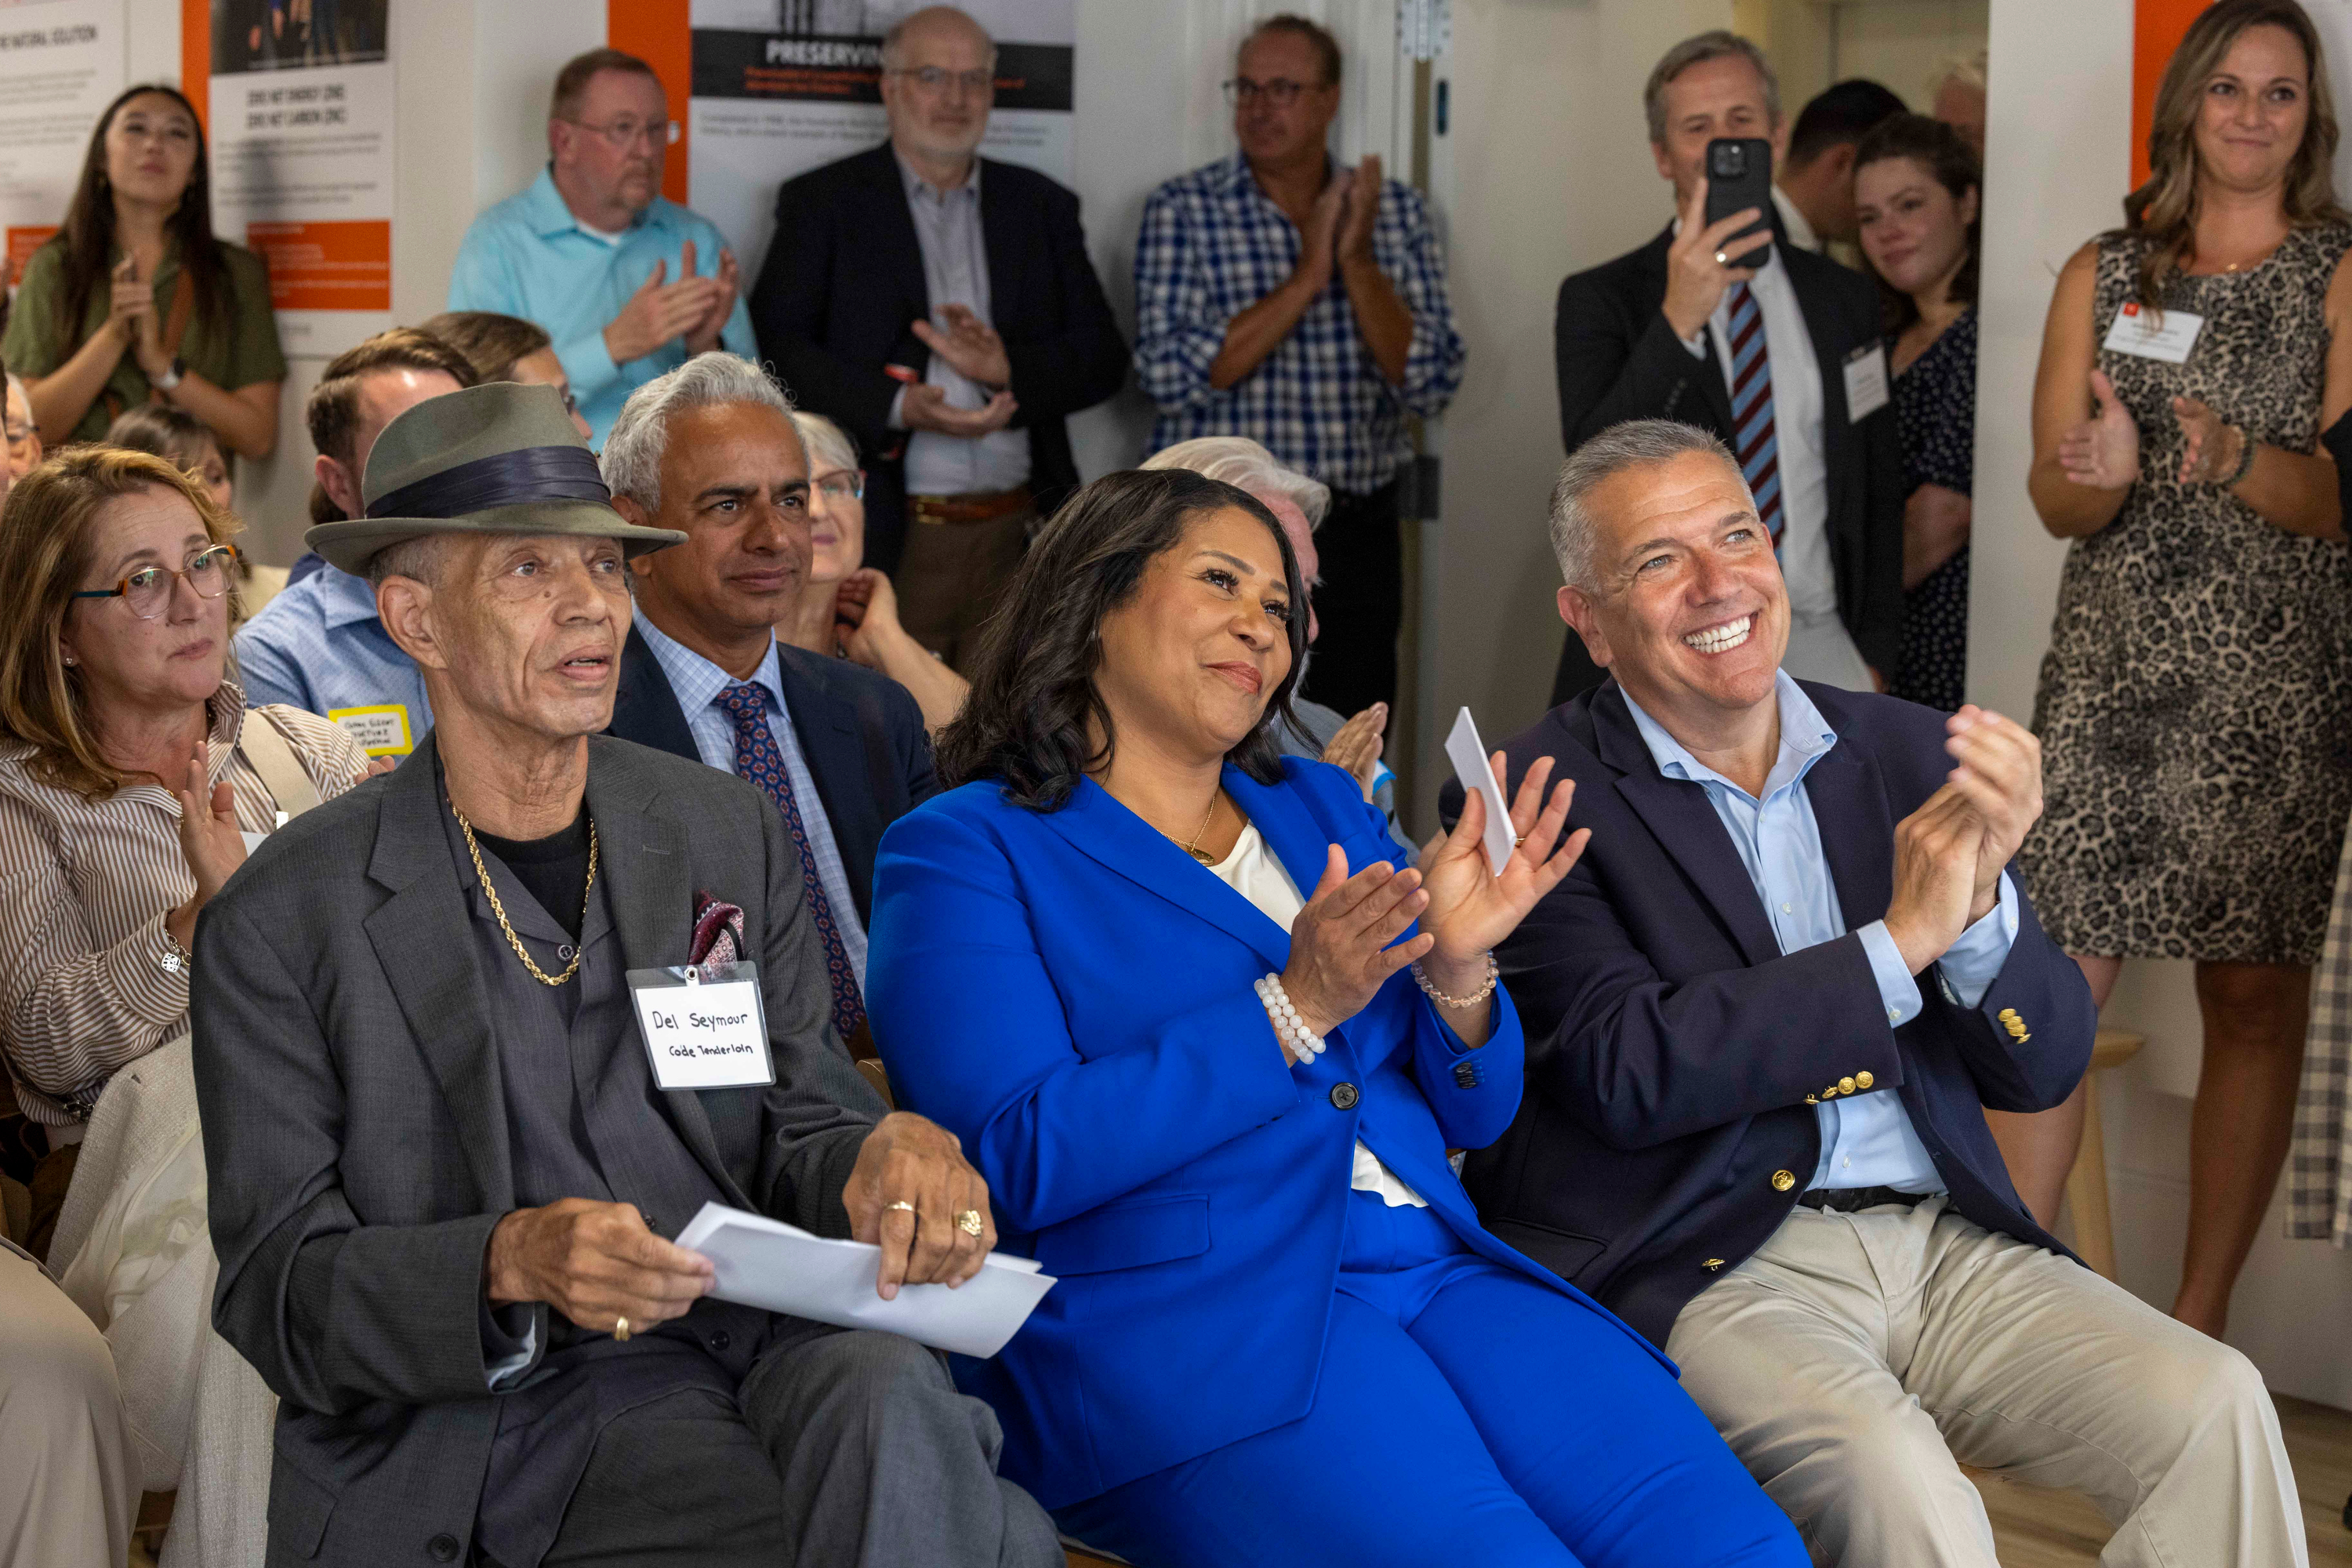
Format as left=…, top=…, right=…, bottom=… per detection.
left=1444, top=681, right=2095, bottom=1348
left=868, top=756, right=1660, bottom=1508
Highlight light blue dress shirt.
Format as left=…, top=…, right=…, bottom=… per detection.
left=1621, top=673, right=2019, bottom=1192
left=633, top=612, right=869, bottom=988
left=231, top=564, right=432, bottom=754
left=447, top=169, right=757, bottom=444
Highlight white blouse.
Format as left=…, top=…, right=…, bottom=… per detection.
left=1203, top=825, right=1428, bottom=1208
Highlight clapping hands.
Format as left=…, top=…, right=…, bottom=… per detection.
left=2056, top=371, right=2142, bottom=491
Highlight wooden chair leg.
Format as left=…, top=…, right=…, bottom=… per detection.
left=2063, top=1069, right=2118, bottom=1281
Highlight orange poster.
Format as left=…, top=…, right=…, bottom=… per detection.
left=2132, top=0, right=2209, bottom=189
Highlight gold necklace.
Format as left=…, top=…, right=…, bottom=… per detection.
left=1176, top=794, right=1219, bottom=864
left=456, top=804, right=597, bottom=987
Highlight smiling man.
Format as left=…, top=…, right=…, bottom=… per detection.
left=1446, top=419, right=2305, bottom=1566
left=192, top=379, right=1053, bottom=1568
left=602, top=354, right=938, bottom=1051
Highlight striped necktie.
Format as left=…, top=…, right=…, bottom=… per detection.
left=1726, top=281, right=1783, bottom=543
left=714, top=681, right=866, bottom=1041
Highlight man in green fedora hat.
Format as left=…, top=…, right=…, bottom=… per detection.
left=191, top=380, right=1058, bottom=1567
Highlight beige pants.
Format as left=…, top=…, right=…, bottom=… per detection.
left=0, top=1240, right=133, bottom=1568
left=893, top=506, right=1033, bottom=676
left=1664, top=1197, right=2306, bottom=1568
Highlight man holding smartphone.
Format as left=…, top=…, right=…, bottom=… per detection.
left=1549, top=30, right=1902, bottom=708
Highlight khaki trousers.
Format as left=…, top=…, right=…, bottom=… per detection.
left=1664, top=1197, right=2307, bottom=1568
left=0, top=1240, right=133, bottom=1568
left=894, top=506, right=1033, bottom=677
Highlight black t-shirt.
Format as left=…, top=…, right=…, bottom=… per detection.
left=474, top=809, right=593, bottom=943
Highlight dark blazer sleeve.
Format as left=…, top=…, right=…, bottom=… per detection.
left=1849, top=283, right=1907, bottom=675
left=750, top=172, right=900, bottom=450
left=1001, top=176, right=1127, bottom=424
left=1504, top=862, right=1905, bottom=1149
left=196, top=898, right=514, bottom=1413
left=1555, top=260, right=1723, bottom=451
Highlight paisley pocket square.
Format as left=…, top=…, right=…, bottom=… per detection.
left=690, top=891, right=746, bottom=967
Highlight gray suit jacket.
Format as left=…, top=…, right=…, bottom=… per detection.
left=193, top=731, right=888, bottom=1567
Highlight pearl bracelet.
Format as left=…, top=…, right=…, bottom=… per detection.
left=1412, top=952, right=1500, bottom=1011
left=1254, top=974, right=1327, bottom=1062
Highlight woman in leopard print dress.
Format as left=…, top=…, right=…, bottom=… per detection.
left=2012, top=0, right=2352, bottom=1338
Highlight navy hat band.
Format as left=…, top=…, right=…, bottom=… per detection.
left=365, top=445, right=612, bottom=521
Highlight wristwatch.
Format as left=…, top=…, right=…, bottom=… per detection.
left=151, top=357, right=184, bottom=392
left=158, top=926, right=193, bottom=978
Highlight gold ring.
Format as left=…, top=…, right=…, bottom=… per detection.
left=885, top=1200, right=916, bottom=1214
left=955, top=1209, right=985, bottom=1237
left=612, top=1315, right=631, bottom=1342
left=1714, top=249, right=1729, bottom=267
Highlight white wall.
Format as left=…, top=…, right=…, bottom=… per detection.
left=1977, top=0, right=2352, bottom=1408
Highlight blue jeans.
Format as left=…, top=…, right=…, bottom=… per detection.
left=1054, top=1192, right=1805, bottom=1567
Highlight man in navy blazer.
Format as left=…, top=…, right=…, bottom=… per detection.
left=600, top=354, right=938, bottom=1049
left=1456, top=420, right=2302, bottom=1566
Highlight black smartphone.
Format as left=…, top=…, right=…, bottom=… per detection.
left=1702, top=137, right=1775, bottom=270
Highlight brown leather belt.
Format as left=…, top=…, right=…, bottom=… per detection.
left=908, top=485, right=1032, bottom=525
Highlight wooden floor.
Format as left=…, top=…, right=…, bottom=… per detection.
left=1978, top=1393, right=2352, bottom=1566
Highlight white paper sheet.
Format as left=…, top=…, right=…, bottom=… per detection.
left=1445, top=707, right=1518, bottom=876
left=674, top=1202, right=1054, bottom=1359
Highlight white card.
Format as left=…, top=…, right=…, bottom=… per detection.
left=630, top=964, right=776, bottom=1091
left=2100, top=302, right=2205, bottom=364
left=327, top=703, right=414, bottom=757
left=1843, top=343, right=1890, bottom=422
left=1444, top=708, right=1516, bottom=876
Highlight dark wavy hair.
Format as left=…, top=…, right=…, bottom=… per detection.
left=937, top=469, right=1307, bottom=811
left=1853, top=113, right=1981, bottom=336
left=49, top=85, right=229, bottom=359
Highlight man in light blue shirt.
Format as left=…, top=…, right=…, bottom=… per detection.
left=448, top=48, right=754, bottom=444
left=1468, top=419, right=2301, bottom=1566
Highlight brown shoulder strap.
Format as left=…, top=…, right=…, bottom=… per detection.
left=235, top=708, right=323, bottom=823
left=160, top=267, right=194, bottom=360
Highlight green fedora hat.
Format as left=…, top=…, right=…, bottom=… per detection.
left=303, top=381, right=684, bottom=575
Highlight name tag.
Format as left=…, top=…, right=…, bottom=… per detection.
left=2101, top=302, right=2204, bottom=364
left=328, top=703, right=413, bottom=757
left=630, top=961, right=775, bottom=1091
left=1843, top=343, right=1890, bottom=422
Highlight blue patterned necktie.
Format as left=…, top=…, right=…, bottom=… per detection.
left=714, top=681, right=866, bottom=1041
left=1726, top=281, right=1784, bottom=543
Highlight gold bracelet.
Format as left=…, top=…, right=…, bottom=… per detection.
left=1411, top=953, right=1499, bottom=1010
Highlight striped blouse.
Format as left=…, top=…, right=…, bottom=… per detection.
left=0, top=684, right=367, bottom=1125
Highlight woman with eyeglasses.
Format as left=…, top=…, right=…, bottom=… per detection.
left=2, top=85, right=285, bottom=460
left=776, top=410, right=973, bottom=731
left=419, top=310, right=595, bottom=440
left=0, top=448, right=372, bottom=1259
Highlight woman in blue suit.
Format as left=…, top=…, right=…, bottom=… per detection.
left=867, top=470, right=1803, bottom=1567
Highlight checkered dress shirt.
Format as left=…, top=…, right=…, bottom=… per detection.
left=1132, top=154, right=1465, bottom=495
left=2291, top=818, right=2352, bottom=1246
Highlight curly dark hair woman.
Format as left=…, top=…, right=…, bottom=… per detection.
left=936, top=467, right=1308, bottom=811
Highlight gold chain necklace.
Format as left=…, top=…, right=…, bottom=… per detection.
left=455, top=804, right=598, bottom=987
left=1176, top=794, right=1219, bottom=864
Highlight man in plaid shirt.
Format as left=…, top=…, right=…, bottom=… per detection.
left=1133, top=13, right=1464, bottom=720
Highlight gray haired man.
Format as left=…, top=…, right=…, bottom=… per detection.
left=194, top=379, right=1054, bottom=1568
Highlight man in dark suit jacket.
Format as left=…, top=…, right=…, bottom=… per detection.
left=1550, top=30, right=1901, bottom=708
left=748, top=6, right=1125, bottom=670
left=1448, top=419, right=2301, bottom=1566
left=194, top=381, right=1055, bottom=1567
left=602, top=354, right=938, bottom=1049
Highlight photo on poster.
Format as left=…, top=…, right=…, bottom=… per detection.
left=210, top=0, right=387, bottom=76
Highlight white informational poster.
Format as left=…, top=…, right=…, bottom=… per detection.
left=686, top=0, right=1074, bottom=278
left=0, top=0, right=126, bottom=289
left=205, top=0, right=393, bottom=358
